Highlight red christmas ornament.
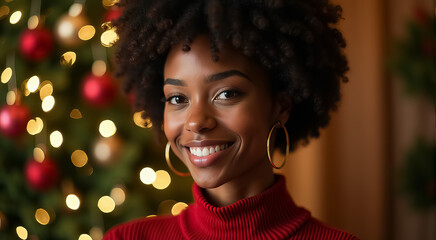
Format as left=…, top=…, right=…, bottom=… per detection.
left=0, top=104, right=30, bottom=138
left=81, top=73, right=117, bottom=107
left=19, top=28, right=54, bottom=61
left=25, top=157, right=59, bottom=191
left=104, top=7, right=122, bottom=22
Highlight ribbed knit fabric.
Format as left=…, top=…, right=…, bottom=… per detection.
left=104, top=175, right=359, bottom=240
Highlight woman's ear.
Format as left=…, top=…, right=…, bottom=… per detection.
left=273, top=92, right=292, bottom=125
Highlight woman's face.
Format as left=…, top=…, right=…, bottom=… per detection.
left=163, top=35, right=286, bottom=188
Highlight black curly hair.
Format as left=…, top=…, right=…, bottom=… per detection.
left=112, top=0, right=349, bottom=152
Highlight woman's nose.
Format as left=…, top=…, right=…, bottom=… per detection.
left=185, top=102, right=217, bottom=133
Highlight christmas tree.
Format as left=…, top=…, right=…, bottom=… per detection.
left=0, top=0, right=193, bottom=239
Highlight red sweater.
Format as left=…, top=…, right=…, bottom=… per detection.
left=104, top=175, right=359, bottom=239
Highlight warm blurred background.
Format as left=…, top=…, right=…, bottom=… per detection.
left=0, top=0, right=434, bottom=239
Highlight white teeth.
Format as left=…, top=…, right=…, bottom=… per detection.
left=189, top=144, right=230, bottom=157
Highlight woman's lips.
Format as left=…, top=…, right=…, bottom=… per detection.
left=183, top=141, right=234, bottom=168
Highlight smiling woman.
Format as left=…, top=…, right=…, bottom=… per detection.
left=104, top=0, right=357, bottom=239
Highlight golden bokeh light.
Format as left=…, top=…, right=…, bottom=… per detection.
left=27, top=75, right=40, bottom=93
left=1, top=67, right=12, bottom=83
left=94, top=141, right=110, bottom=162
left=50, top=130, right=63, bottom=148
left=97, top=196, right=116, bottom=213
left=66, top=194, right=80, bottom=210
left=16, top=226, right=28, bottom=239
left=99, top=120, right=116, bottom=138
left=101, top=27, right=119, bottom=47
left=28, top=15, right=39, bottom=29
left=71, top=150, right=88, bottom=167
left=110, top=186, right=126, bottom=206
left=78, top=25, right=95, bottom=41
left=39, top=81, right=53, bottom=100
left=6, top=90, right=16, bottom=105
left=70, top=109, right=83, bottom=119
left=9, top=10, right=21, bottom=24
left=42, top=95, right=55, bottom=112
left=78, top=234, right=92, bottom=240
left=90, top=227, right=104, bottom=240
left=33, top=147, right=45, bottom=163
left=92, top=60, right=107, bottom=76
left=140, top=167, right=156, bottom=185
left=69, top=3, right=83, bottom=17
left=152, top=170, right=171, bottom=190
left=35, top=208, right=50, bottom=225
left=103, top=0, right=119, bottom=7
left=0, top=6, right=10, bottom=19
left=60, top=51, right=77, bottom=67
left=133, top=111, right=152, bottom=128
left=171, top=202, right=188, bottom=216
left=27, top=117, right=44, bottom=135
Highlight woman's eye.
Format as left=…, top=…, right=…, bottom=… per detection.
left=215, top=90, right=241, bottom=100
left=166, top=95, right=188, bottom=105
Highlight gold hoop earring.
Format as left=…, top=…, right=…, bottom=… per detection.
left=266, top=122, right=289, bottom=169
left=165, top=142, right=191, bottom=177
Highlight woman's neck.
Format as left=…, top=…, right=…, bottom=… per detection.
left=204, top=161, right=275, bottom=207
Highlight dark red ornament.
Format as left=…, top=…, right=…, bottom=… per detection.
left=19, top=28, right=54, bottom=61
left=0, top=104, right=30, bottom=138
left=104, top=7, right=122, bottom=22
left=81, top=73, right=117, bottom=107
left=25, top=157, right=59, bottom=191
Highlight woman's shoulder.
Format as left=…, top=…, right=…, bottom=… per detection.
left=103, top=215, right=184, bottom=240
left=291, top=217, right=360, bottom=240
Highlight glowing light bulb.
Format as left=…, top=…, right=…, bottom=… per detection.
left=1, top=67, right=12, bottom=83
left=97, top=196, right=116, bottom=213
left=60, top=51, right=77, bottom=66
left=71, top=150, right=88, bottom=167
left=110, top=186, right=126, bottom=205
left=42, top=95, right=55, bottom=112
left=101, top=27, right=119, bottom=47
left=99, top=120, right=116, bottom=137
left=27, top=75, right=40, bottom=93
left=50, top=130, right=63, bottom=148
left=152, top=170, right=171, bottom=190
left=66, top=194, right=80, bottom=210
left=140, top=167, right=156, bottom=185
left=78, top=25, right=96, bottom=41
left=16, top=226, right=28, bottom=239
left=78, top=234, right=92, bottom=240
left=9, top=11, right=21, bottom=24
left=35, top=208, right=50, bottom=225
left=171, top=202, right=188, bottom=216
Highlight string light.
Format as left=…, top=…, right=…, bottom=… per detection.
left=39, top=81, right=53, bottom=100
left=171, top=202, right=188, bottom=216
left=89, top=227, right=104, bottom=240
left=133, top=111, right=152, bottom=128
left=152, top=170, right=171, bottom=190
left=100, top=27, right=119, bottom=47
left=28, top=15, right=39, bottom=29
left=97, top=196, right=115, bottom=213
left=42, top=95, right=55, bottom=112
left=140, top=167, right=156, bottom=185
left=92, top=60, right=106, bottom=76
left=99, top=120, right=116, bottom=137
left=70, top=109, right=83, bottom=119
left=6, top=90, right=16, bottom=105
left=78, top=234, right=92, bottom=240
left=35, top=208, right=50, bottom=225
left=0, top=6, right=10, bottom=19
left=60, top=51, right=77, bottom=66
left=27, top=75, right=40, bottom=93
left=71, top=150, right=88, bottom=167
left=94, top=140, right=110, bottom=162
left=9, top=10, right=22, bottom=24
left=66, top=194, right=80, bottom=210
left=33, top=147, right=45, bottom=163
left=68, top=3, right=83, bottom=17
left=110, top=186, right=126, bottom=205
left=50, top=130, right=63, bottom=148
left=16, top=226, right=28, bottom=240
left=27, top=117, right=44, bottom=135
left=78, top=25, right=96, bottom=41
left=1, top=67, right=12, bottom=83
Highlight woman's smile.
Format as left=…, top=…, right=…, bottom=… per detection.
left=181, top=140, right=235, bottom=167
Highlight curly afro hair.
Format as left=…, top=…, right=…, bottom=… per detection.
left=112, top=0, right=349, bottom=152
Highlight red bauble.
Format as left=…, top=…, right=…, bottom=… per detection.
left=81, top=73, right=117, bottom=107
left=0, top=104, right=30, bottom=138
left=104, top=7, right=122, bottom=22
left=25, top=157, right=59, bottom=191
left=19, top=28, right=54, bottom=61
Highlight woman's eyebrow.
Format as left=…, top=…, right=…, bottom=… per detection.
left=164, top=78, right=185, bottom=86
left=164, top=69, right=250, bottom=86
left=207, top=70, right=250, bottom=82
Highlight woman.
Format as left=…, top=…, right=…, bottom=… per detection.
left=104, top=0, right=357, bottom=239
